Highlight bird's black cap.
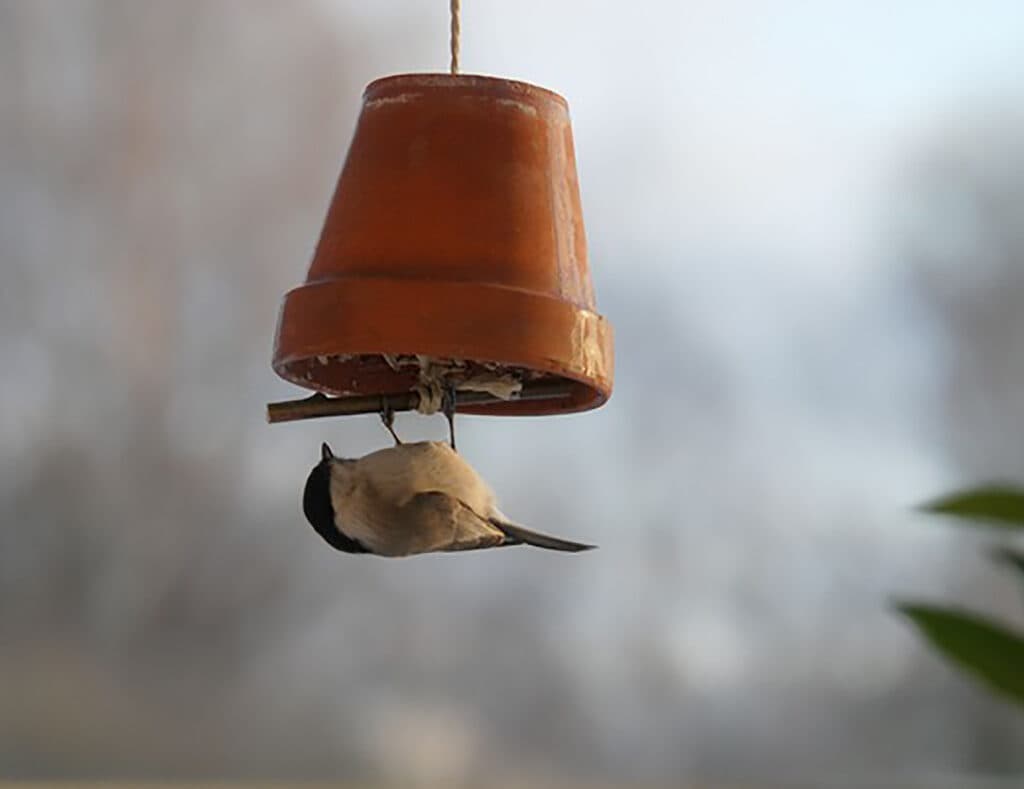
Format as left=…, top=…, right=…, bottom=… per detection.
left=302, top=443, right=368, bottom=554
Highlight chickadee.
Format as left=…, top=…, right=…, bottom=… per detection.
left=302, top=441, right=595, bottom=556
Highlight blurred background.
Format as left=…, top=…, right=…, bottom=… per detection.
left=2, top=0, right=1024, bottom=786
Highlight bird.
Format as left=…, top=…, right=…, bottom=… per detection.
left=302, top=441, right=596, bottom=556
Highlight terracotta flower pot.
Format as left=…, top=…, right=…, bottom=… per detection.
left=272, top=73, right=613, bottom=415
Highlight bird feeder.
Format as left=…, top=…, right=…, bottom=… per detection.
left=267, top=19, right=613, bottom=425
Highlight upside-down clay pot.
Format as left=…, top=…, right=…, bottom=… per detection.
left=272, top=73, right=614, bottom=415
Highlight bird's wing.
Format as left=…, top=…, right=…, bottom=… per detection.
left=404, top=491, right=510, bottom=553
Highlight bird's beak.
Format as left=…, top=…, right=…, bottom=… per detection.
left=321, top=442, right=334, bottom=462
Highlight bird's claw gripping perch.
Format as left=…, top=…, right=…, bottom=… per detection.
left=379, top=397, right=402, bottom=445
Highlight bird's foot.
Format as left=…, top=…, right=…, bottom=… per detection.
left=442, top=382, right=458, bottom=451
left=379, top=398, right=402, bottom=445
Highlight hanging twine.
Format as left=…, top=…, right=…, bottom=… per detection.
left=450, top=0, right=461, bottom=75
left=414, top=380, right=445, bottom=415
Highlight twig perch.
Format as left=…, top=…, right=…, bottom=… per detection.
left=266, top=380, right=573, bottom=424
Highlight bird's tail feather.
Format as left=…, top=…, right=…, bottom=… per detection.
left=490, top=519, right=596, bottom=552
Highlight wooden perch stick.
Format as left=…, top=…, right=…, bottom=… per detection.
left=266, top=380, right=573, bottom=424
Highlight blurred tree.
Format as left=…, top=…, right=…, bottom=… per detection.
left=905, top=110, right=1024, bottom=480
left=897, top=106, right=1024, bottom=772
left=0, top=0, right=395, bottom=777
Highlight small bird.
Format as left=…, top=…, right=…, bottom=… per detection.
left=302, top=441, right=595, bottom=556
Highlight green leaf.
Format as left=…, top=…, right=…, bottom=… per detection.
left=895, top=603, right=1024, bottom=707
left=991, top=545, right=1024, bottom=581
left=920, top=485, right=1024, bottom=529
